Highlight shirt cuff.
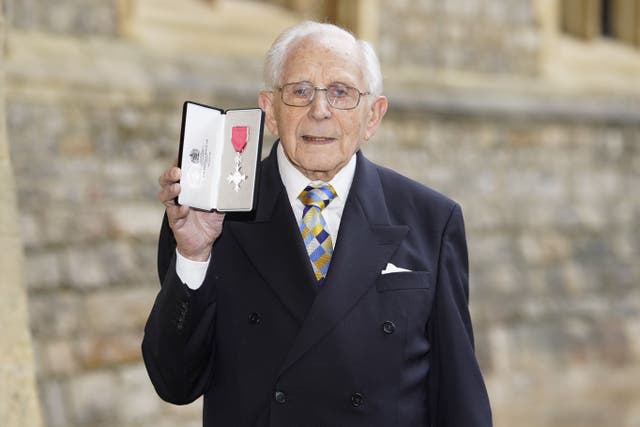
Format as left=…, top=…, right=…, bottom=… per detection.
left=175, top=249, right=210, bottom=290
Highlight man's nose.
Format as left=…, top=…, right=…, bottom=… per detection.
left=308, top=89, right=332, bottom=119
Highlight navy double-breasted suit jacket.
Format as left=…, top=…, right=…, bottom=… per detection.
left=142, top=142, right=492, bottom=426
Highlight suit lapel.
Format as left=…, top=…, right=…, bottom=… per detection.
left=279, top=152, right=409, bottom=374
left=227, top=144, right=316, bottom=323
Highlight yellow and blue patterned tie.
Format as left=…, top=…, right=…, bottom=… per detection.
left=298, top=182, right=337, bottom=285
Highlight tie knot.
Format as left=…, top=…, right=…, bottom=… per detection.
left=298, top=182, right=336, bottom=210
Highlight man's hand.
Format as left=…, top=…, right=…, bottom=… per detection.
left=158, top=163, right=225, bottom=261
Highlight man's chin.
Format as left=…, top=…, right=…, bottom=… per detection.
left=296, top=159, right=345, bottom=181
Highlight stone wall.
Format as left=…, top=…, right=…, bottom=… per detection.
left=4, top=0, right=120, bottom=36
left=4, top=32, right=263, bottom=427
left=371, top=106, right=640, bottom=426
left=378, top=0, right=541, bottom=76
left=3, top=1, right=640, bottom=426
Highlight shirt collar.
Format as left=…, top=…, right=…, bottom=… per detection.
left=277, top=143, right=356, bottom=205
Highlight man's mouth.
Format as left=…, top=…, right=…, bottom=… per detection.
left=302, top=135, right=336, bottom=143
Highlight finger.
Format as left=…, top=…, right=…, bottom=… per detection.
left=159, top=166, right=181, bottom=188
left=159, top=182, right=181, bottom=206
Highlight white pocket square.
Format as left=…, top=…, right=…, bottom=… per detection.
left=381, top=263, right=412, bottom=275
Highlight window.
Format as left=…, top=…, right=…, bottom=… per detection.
left=561, top=0, right=640, bottom=47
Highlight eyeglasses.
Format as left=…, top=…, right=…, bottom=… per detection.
left=278, top=81, right=370, bottom=110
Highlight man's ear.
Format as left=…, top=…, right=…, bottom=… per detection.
left=363, top=95, right=388, bottom=141
left=258, top=91, right=279, bottom=137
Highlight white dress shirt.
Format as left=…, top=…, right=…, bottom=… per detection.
left=176, top=144, right=356, bottom=289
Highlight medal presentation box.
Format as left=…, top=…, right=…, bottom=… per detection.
left=177, top=101, right=264, bottom=212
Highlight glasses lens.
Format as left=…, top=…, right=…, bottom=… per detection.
left=282, top=82, right=314, bottom=106
left=327, top=84, right=358, bottom=109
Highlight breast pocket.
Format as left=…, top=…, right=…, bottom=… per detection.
left=376, top=271, right=431, bottom=292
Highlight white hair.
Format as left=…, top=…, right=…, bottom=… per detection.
left=263, top=21, right=383, bottom=96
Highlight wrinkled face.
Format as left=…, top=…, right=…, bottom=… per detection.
left=259, top=34, right=387, bottom=181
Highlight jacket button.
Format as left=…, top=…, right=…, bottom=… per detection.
left=351, top=392, right=364, bottom=407
left=248, top=312, right=261, bottom=325
left=274, top=390, right=287, bottom=404
left=382, top=320, right=396, bottom=334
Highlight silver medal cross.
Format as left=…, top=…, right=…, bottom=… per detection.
left=226, top=152, right=248, bottom=192
left=227, top=125, right=250, bottom=192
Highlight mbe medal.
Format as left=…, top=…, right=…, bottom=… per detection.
left=227, top=125, right=249, bottom=192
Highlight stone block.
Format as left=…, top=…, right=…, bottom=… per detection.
left=41, top=207, right=77, bottom=247
left=84, top=286, right=156, bottom=334
left=64, top=242, right=137, bottom=289
left=116, top=364, right=162, bottom=422
left=64, top=247, right=111, bottom=289
left=18, top=212, right=40, bottom=249
left=40, top=380, right=70, bottom=427
left=133, top=241, right=164, bottom=283
left=518, top=233, right=572, bottom=265
left=40, top=338, right=78, bottom=376
left=625, top=318, right=640, bottom=359
left=29, top=291, right=83, bottom=338
left=107, top=202, right=164, bottom=239
left=23, top=249, right=62, bottom=290
left=162, top=396, right=203, bottom=423
left=76, top=332, right=143, bottom=369
left=68, top=370, right=117, bottom=426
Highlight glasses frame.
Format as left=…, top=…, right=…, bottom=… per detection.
left=277, top=81, right=371, bottom=110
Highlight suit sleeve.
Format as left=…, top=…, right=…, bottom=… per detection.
left=428, top=204, right=493, bottom=426
left=142, top=215, right=217, bottom=404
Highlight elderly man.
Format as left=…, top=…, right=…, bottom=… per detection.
left=143, top=21, right=492, bottom=426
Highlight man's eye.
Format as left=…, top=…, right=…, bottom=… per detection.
left=292, top=86, right=312, bottom=97
left=330, top=86, right=350, bottom=97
